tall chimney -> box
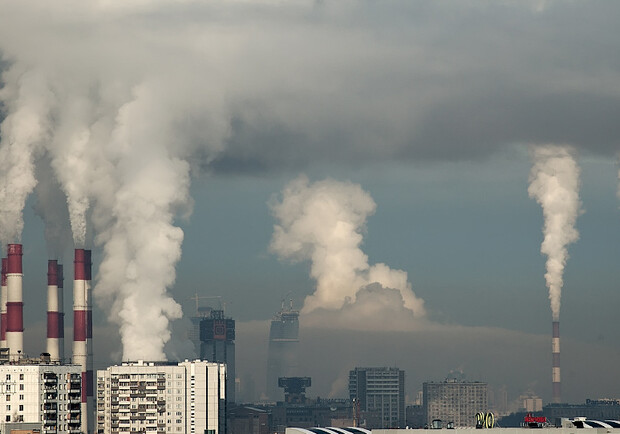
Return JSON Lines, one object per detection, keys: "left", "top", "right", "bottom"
{"left": 47, "top": 260, "right": 62, "bottom": 362}
{"left": 58, "top": 264, "right": 65, "bottom": 362}
{"left": 6, "top": 244, "right": 24, "bottom": 361}
{"left": 1, "top": 257, "right": 7, "bottom": 349}
{"left": 552, "top": 321, "right": 561, "bottom": 403}
{"left": 73, "top": 249, "right": 92, "bottom": 434}
{"left": 85, "top": 250, "right": 93, "bottom": 434}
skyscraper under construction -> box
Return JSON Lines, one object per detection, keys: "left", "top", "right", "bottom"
{"left": 266, "top": 300, "right": 299, "bottom": 401}
{"left": 200, "top": 309, "right": 236, "bottom": 403}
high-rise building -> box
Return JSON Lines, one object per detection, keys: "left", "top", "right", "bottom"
{"left": 266, "top": 301, "right": 299, "bottom": 401}
{"left": 189, "top": 306, "right": 213, "bottom": 353}
{"left": 199, "top": 309, "right": 235, "bottom": 403}
{"left": 0, "top": 358, "right": 82, "bottom": 434}
{"left": 348, "top": 367, "right": 405, "bottom": 429}
{"left": 423, "top": 378, "right": 488, "bottom": 427}
{"left": 96, "top": 360, "right": 226, "bottom": 434}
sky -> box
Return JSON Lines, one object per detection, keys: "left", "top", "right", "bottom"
{"left": 1, "top": 0, "right": 620, "bottom": 408}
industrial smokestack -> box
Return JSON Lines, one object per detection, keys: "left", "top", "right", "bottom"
{"left": 85, "top": 250, "right": 93, "bottom": 434}
{"left": 73, "top": 248, "right": 92, "bottom": 434}
{"left": 6, "top": 244, "right": 24, "bottom": 361}
{"left": 552, "top": 321, "right": 561, "bottom": 403}
{"left": 1, "top": 257, "right": 7, "bottom": 349}
{"left": 47, "top": 260, "right": 63, "bottom": 362}
{"left": 58, "top": 264, "right": 65, "bottom": 362}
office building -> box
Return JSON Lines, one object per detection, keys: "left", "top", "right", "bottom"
{"left": 423, "top": 378, "right": 488, "bottom": 427}
{"left": 96, "top": 360, "right": 226, "bottom": 434}
{"left": 266, "top": 301, "right": 299, "bottom": 401}
{"left": 199, "top": 309, "right": 235, "bottom": 402}
{"left": 349, "top": 367, "right": 405, "bottom": 429}
{"left": 0, "top": 358, "right": 82, "bottom": 434}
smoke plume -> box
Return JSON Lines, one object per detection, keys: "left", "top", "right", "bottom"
{"left": 270, "top": 175, "right": 425, "bottom": 318}
{"left": 528, "top": 145, "right": 581, "bottom": 321}
{"left": 0, "top": 1, "right": 229, "bottom": 360}
{"left": 0, "top": 68, "right": 52, "bottom": 246}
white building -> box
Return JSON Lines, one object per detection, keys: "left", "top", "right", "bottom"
{"left": 0, "top": 360, "right": 82, "bottom": 434}
{"left": 96, "top": 360, "right": 226, "bottom": 434}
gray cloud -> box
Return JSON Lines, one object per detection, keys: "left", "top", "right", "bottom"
{"left": 235, "top": 319, "right": 620, "bottom": 405}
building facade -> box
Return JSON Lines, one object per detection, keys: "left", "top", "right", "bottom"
{"left": 96, "top": 360, "right": 226, "bottom": 434}
{"left": 423, "top": 379, "right": 488, "bottom": 427}
{"left": 0, "top": 361, "right": 82, "bottom": 434}
{"left": 199, "top": 309, "right": 235, "bottom": 403}
{"left": 349, "top": 367, "right": 405, "bottom": 429}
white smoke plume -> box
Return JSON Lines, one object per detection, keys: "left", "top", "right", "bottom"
{"left": 528, "top": 145, "right": 582, "bottom": 321}
{"left": 270, "top": 175, "right": 425, "bottom": 318}
{"left": 0, "top": 1, "right": 229, "bottom": 360}
{"left": 0, "top": 68, "right": 53, "bottom": 246}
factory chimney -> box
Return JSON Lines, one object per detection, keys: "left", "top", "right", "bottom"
{"left": 6, "top": 244, "right": 24, "bottom": 361}
{"left": 47, "top": 260, "right": 64, "bottom": 362}
{"left": 58, "top": 264, "right": 65, "bottom": 362}
{"left": 552, "top": 321, "right": 561, "bottom": 403}
{"left": 73, "top": 249, "right": 93, "bottom": 433}
{"left": 1, "top": 257, "right": 7, "bottom": 349}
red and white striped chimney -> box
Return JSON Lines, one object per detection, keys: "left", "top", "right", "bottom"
{"left": 6, "top": 244, "right": 24, "bottom": 361}
{"left": 1, "top": 257, "right": 7, "bottom": 349}
{"left": 73, "top": 249, "right": 92, "bottom": 434}
{"left": 552, "top": 321, "right": 561, "bottom": 403}
{"left": 58, "top": 264, "right": 65, "bottom": 362}
{"left": 47, "top": 260, "right": 64, "bottom": 362}
{"left": 85, "top": 250, "right": 93, "bottom": 434}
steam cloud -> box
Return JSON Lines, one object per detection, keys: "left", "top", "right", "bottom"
{"left": 270, "top": 175, "right": 425, "bottom": 319}
{"left": 0, "top": 0, "right": 615, "bottom": 359}
{"left": 528, "top": 145, "right": 582, "bottom": 321}
{"left": 0, "top": 1, "right": 229, "bottom": 360}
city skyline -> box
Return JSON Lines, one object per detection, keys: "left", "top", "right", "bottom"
{"left": 1, "top": 0, "right": 620, "bottom": 409}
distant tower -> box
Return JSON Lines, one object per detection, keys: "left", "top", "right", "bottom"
{"left": 199, "top": 309, "right": 236, "bottom": 403}
{"left": 266, "top": 300, "right": 299, "bottom": 401}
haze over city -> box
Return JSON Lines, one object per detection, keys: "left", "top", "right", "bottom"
{"left": 1, "top": 0, "right": 620, "bottom": 410}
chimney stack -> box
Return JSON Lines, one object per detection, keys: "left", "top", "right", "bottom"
{"left": 552, "top": 321, "right": 561, "bottom": 403}
{"left": 47, "top": 260, "right": 64, "bottom": 362}
{"left": 58, "top": 264, "right": 65, "bottom": 362}
{"left": 6, "top": 244, "right": 24, "bottom": 361}
{"left": 1, "top": 258, "right": 7, "bottom": 349}
{"left": 73, "top": 249, "right": 93, "bottom": 434}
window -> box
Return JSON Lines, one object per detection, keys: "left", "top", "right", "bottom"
{"left": 5, "top": 395, "right": 9, "bottom": 401}
{"left": 19, "top": 395, "right": 23, "bottom": 400}
{"left": 6, "top": 405, "right": 10, "bottom": 410}
{"left": 5, "top": 415, "right": 9, "bottom": 422}
{"left": 5, "top": 375, "right": 10, "bottom": 381}
{"left": 19, "top": 384, "right": 23, "bottom": 391}
{"left": 18, "top": 405, "right": 23, "bottom": 411}
{"left": 19, "top": 374, "right": 23, "bottom": 380}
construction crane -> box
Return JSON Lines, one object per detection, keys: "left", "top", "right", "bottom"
{"left": 189, "top": 293, "right": 226, "bottom": 316}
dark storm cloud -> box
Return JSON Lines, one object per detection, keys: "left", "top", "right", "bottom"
{"left": 206, "top": 0, "right": 620, "bottom": 173}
